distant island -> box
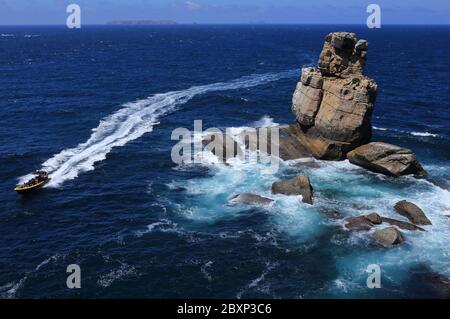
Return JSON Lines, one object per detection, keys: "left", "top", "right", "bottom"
{"left": 107, "top": 20, "right": 177, "bottom": 26}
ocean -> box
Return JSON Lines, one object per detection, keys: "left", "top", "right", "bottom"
{"left": 0, "top": 25, "right": 449, "bottom": 298}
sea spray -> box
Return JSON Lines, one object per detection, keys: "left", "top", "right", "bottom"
{"left": 19, "top": 69, "right": 298, "bottom": 187}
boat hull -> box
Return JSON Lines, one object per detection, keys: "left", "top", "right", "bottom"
{"left": 15, "top": 178, "right": 50, "bottom": 193}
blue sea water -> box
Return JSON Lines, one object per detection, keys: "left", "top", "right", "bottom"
{"left": 0, "top": 25, "right": 449, "bottom": 298}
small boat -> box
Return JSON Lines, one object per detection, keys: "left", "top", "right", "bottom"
{"left": 14, "top": 171, "right": 50, "bottom": 194}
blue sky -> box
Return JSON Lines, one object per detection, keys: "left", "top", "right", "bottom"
{"left": 0, "top": 0, "right": 449, "bottom": 25}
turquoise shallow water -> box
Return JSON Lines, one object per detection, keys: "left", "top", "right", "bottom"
{"left": 0, "top": 25, "right": 449, "bottom": 298}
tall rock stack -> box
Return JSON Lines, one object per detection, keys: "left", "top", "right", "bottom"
{"left": 291, "top": 32, "right": 378, "bottom": 160}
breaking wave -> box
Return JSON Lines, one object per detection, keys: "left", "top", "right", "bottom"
{"left": 19, "top": 69, "right": 298, "bottom": 187}
{"left": 373, "top": 126, "right": 440, "bottom": 138}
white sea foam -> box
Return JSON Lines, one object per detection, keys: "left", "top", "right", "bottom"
{"left": 135, "top": 219, "right": 177, "bottom": 237}
{"left": 410, "top": 131, "right": 438, "bottom": 137}
{"left": 0, "top": 254, "right": 62, "bottom": 298}
{"left": 236, "top": 261, "right": 278, "bottom": 298}
{"left": 373, "top": 126, "right": 439, "bottom": 137}
{"left": 19, "top": 69, "right": 298, "bottom": 187}
{"left": 178, "top": 138, "right": 450, "bottom": 292}
{"left": 252, "top": 115, "right": 279, "bottom": 128}
{"left": 97, "top": 262, "right": 137, "bottom": 288}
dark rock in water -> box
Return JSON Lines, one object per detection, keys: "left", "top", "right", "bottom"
{"left": 229, "top": 193, "right": 274, "bottom": 206}
{"left": 373, "top": 227, "right": 405, "bottom": 246}
{"left": 202, "top": 133, "right": 242, "bottom": 163}
{"left": 291, "top": 32, "right": 377, "bottom": 160}
{"left": 381, "top": 217, "right": 425, "bottom": 231}
{"left": 365, "top": 212, "right": 382, "bottom": 224}
{"left": 409, "top": 265, "right": 450, "bottom": 298}
{"left": 271, "top": 173, "right": 314, "bottom": 204}
{"left": 394, "top": 200, "right": 431, "bottom": 225}
{"left": 347, "top": 142, "right": 427, "bottom": 177}
{"left": 419, "top": 272, "right": 450, "bottom": 298}
{"left": 344, "top": 216, "right": 373, "bottom": 231}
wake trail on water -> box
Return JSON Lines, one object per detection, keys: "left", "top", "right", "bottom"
{"left": 21, "top": 69, "right": 298, "bottom": 187}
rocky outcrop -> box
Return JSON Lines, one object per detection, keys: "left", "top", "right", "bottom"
{"left": 373, "top": 227, "right": 405, "bottom": 246}
{"left": 394, "top": 200, "right": 432, "bottom": 225}
{"left": 344, "top": 212, "right": 425, "bottom": 232}
{"left": 202, "top": 133, "right": 242, "bottom": 163}
{"left": 318, "top": 32, "right": 368, "bottom": 78}
{"left": 291, "top": 32, "right": 377, "bottom": 160}
{"left": 344, "top": 216, "right": 373, "bottom": 231}
{"left": 229, "top": 193, "right": 274, "bottom": 206}
{"left": 271, "top": 173, "right": 313, "bottom": 204}
{"left": 381, "top": 217, "right": 425, "bottom": 231}
{"left": 365, "top": 212, "right": 382, "bottom": 224}
{"left": 347, "top": 142, "right": 427, "bottom": 177}
{"left": 239, "top": 125, "right": 312, "bottom": 161}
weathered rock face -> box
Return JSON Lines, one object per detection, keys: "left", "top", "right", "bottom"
{"left": 271, "top": 173, "right": 313, "bottom": 204}
{"left": 373, "top": 227, "right": 405, "bottom": 247}
{"left": 344, "top": 216, "right": 373, "bottom": 231}
{"left": 381, "top": 217, "right": 425, "bottom": 231}
{"left": 394, "top": 200, "right": 432, "bottom": 225}
{"left": 239, "top": 125, "right": 312, "bottom": 161}
{"left": 347, "top": 142, "right": 427, "bottom": 177}
{"left": 318, "top": 32, "right": 368, "bottom": 78}
{"left": 229, "top": 193, "right": 274, "bottom": 206}
{"left": 292, "top": 68, "right": 323, "bottom": 127}
{"left": 291, "top": 32, "right": 377, "bottom": 160}
{"left": 365, "top": 212, "right": 382, "bottom": 225}
{"left": 313, "top": 76, "right": 376, "bottom": 144}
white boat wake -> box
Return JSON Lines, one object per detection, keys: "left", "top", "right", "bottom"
{"left": 19, "top": 69, "right": 298, "bottom": 187}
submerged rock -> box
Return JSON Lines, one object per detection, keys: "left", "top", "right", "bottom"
{"left": 365, "top": 212, "right": 382, "bottom": 224}
{"left": 419, "top": 272, "right": 450, "bottom": 298}
{"left": 271, "top": 173, "right": 314, "bottom": 204}
{"left": 344, "top": 216, "right": 373, "bottom": 231}
{"left": 381, "top": 217, "right": 425, "bottom": 231}
{"left": 373, "top": 227, "right": 405, "bottom": 247}
{"left": 229, "top": 193, "right": 274, "bottom": 206}
{"left": 347, "top": 142, "right": 427, "bottom": 177}
{"left": 394, "top": 200, "right": 432, "bottom": 225}
{"left": 321, "top": 210, "right": 341, "bottom": 218}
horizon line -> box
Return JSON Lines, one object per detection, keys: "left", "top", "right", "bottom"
{"left": 1, "top": 23, "right": 450, "bottom": 27}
